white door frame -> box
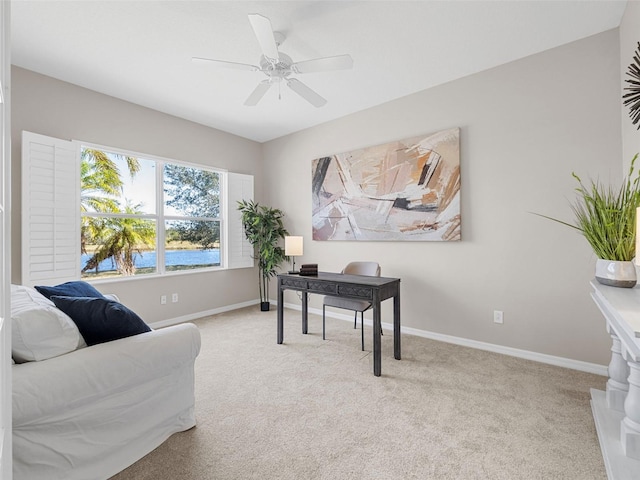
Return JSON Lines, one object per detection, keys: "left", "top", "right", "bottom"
{"left": 1, "top": 1, "right": 12, "bottom": 478}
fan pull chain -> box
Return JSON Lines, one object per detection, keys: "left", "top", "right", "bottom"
{"left": 278, "top": 81, "right": 281, "bottom": 101}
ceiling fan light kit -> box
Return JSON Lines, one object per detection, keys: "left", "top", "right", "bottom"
{"left": 193, "top": 13, "right": 353, "bottom": 107}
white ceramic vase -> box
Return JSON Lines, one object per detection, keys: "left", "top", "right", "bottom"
{"left": 595, "top": 259, "right": 637, "bottom": 288}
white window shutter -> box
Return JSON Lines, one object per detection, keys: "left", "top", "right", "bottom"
{"left": 22, "top": 131, "right": 80, "bottom": 287}
{"left": 226, "top": 172, "right": 254, "bottom": 269}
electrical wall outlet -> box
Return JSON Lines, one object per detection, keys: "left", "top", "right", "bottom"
{"left": 160, "top": 295, "right": 167, "bottom": 305}
{"left": 172, "top": 293, "right": 179, "bottom": 303}
{"left": 493, "top": 310, "right": 504, "bottom": 324}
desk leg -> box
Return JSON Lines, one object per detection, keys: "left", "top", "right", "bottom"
{"left": 373, "top": 297, "right": 381, "bottom": 377}
{"left": 302, "top": 292, "right": 308, "bottom": 334}
{"left": 394, "top": 290, "right": 401, "bottom": 360}
{"left": 277, "top": 279, "right": 284, "bottom": 344}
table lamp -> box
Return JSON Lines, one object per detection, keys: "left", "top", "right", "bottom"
{"left": 285, "top": 236, "right": 303, "bottom": 274}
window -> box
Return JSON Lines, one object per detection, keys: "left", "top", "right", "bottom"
{"left": 22, "top": 131, "right": 253, "bottom": 287}
{"left": 80, "top": 146, "right": 222, "bottom": 279}
{"left": 163, "top": 163, "right": 221, "bottom": 273}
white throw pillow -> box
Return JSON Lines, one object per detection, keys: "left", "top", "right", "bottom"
{"left": 11, "top": 306, "right": 81, "bottom": 363}
{"left": 11, "top": 284, "right": 55, "bottom": 311}
{"left": 103, "top": 293, "right": 120, "bottom": 303}
{"left": 11, "top": 284, "right": 83, "bottom": 361}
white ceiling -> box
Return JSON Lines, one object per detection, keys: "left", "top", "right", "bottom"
{"left": 11, "top": 0, "right": 628, "bottom": 143}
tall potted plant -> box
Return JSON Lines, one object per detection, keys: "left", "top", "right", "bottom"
{"left": 538, "top": 154, "right": 640, "bottom": 287}
{"left": 237, "top": 200, "right": 289, "bottom": 310}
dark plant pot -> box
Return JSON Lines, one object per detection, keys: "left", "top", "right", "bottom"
{"left": 260, "top": 301, "right": 270, "bottom": 312}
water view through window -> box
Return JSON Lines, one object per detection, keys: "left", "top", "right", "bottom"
{"left": 81, "top": 248, "right": 221, "bottom": 277}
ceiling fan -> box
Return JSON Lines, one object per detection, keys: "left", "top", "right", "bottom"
{"left": 192, "top": 14, "right": 353, "bottom": 107}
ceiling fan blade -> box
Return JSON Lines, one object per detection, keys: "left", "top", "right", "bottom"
{"left": 248, "top": 14, "right": 279, "bottom": 61}
{"left": 192, "top": 57, "right": 258, "bottom": 72}
{"left": 291, "top": 54, "right": 354, "bottom": 74}
{"left": 244, "top": 81, "right": 272, "bottom": 106}
{"left": 286, "top": 78, "right": 327, "bottom": 107}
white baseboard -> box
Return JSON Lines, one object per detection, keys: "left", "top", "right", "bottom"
{"left": 282, "top": 301, "right": 608, "bottom": 377}
{"left": 148, "top": 299, "right": 260, "bottom": 329}
{"left": 150, "top": 298, "right": 607, "bottom": 376}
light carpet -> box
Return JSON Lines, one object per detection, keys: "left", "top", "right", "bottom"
{"left": 111, "top": 306, "right": 607, "bottom": 480}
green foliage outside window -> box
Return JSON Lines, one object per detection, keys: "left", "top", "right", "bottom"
{"left": 81, "top": 148, "right": 154, "bottom": 276}
{"left": 164, "top": 164, "right": 220, "bottom": 249}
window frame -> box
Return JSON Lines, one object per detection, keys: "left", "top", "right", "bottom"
{"left": 79, "top": 141, "right": 226, "bottom": 282}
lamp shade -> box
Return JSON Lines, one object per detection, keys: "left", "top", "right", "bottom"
{"left": 285, "top": 236, "right": 303, "bottom": 256}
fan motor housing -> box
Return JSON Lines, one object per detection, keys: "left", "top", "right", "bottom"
{"left": 260, "top": 53, "right": 293, "bottom": 80}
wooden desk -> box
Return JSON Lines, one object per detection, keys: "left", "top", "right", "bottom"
{"left": 277, "top": 272, "right": 401, "bottom": 376}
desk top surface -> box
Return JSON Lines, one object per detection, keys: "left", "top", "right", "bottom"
{"left": 278, "top": 271, "right": 400, "bottom": 287}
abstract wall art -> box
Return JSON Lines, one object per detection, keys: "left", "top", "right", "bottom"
{"left": 311, "top": 128, "right": 460, "bottom": 241}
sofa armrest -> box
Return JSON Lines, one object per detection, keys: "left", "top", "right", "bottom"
{"left": 12, "top": 323, "right": 201, "bottom": 424}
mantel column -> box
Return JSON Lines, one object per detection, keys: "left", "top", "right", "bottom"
{"left": 607, "top": 325, "right": 630, "bottom": 412}
{"left": 621, "top": 354, "right": 640, "bottom": 459}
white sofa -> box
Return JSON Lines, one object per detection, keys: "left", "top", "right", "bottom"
{"left": 10, "top": 285, "right": 202, "bottom": 480}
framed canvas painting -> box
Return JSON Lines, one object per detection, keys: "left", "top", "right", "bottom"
{"left": 311, "top": 128, "right": 460, "bottom": 241}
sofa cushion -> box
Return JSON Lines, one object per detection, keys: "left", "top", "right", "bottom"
{"left": 35, "top": 281, "right": 105, "bottom": 301}
{"left": 11, "top": 284, "right": 82, "bottom": 362}
{"left": 51, "top": 296, "right": 151, "bottom": 346}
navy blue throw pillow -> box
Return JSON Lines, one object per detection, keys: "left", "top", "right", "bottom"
{"left": 35, "top": 281, "right": 105, "bottom": 301}
{"left": 50, "top": 296, "right": 151, "bottom": 346}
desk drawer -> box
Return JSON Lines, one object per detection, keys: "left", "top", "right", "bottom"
{"left": 338, "top": 284, "right": 372, "bottom": 299}
{"left": 281, "top": 277, "right": 307, "bottom": 289}
{"left": 307, "top": 281, "right": 337, "bottom": 294}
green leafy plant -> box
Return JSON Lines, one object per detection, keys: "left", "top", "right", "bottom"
{"left": 237, "top": 200, "right": 289, "bottom": 309}
{"left": 537, "top": 154, "right": 640, "bottom": 261}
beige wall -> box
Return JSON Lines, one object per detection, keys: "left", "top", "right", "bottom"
{"left": 11, "top": 28, "right": 626, "bottom": 366}
{"left": 621, "top": 0, "right": 640, "bottom": 172}
{"left": 262, "top": 30, "right": 622, "bottom": 366}
{"left": 11, "top": 66, "right": 263, "bottom": 322}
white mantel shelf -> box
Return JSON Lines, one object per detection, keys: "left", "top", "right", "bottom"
{"left": 590, "top": 281, "right": 640, "bottom": 479}
{"left": 593, "top": 281, "right": 640, "bottom": 341}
